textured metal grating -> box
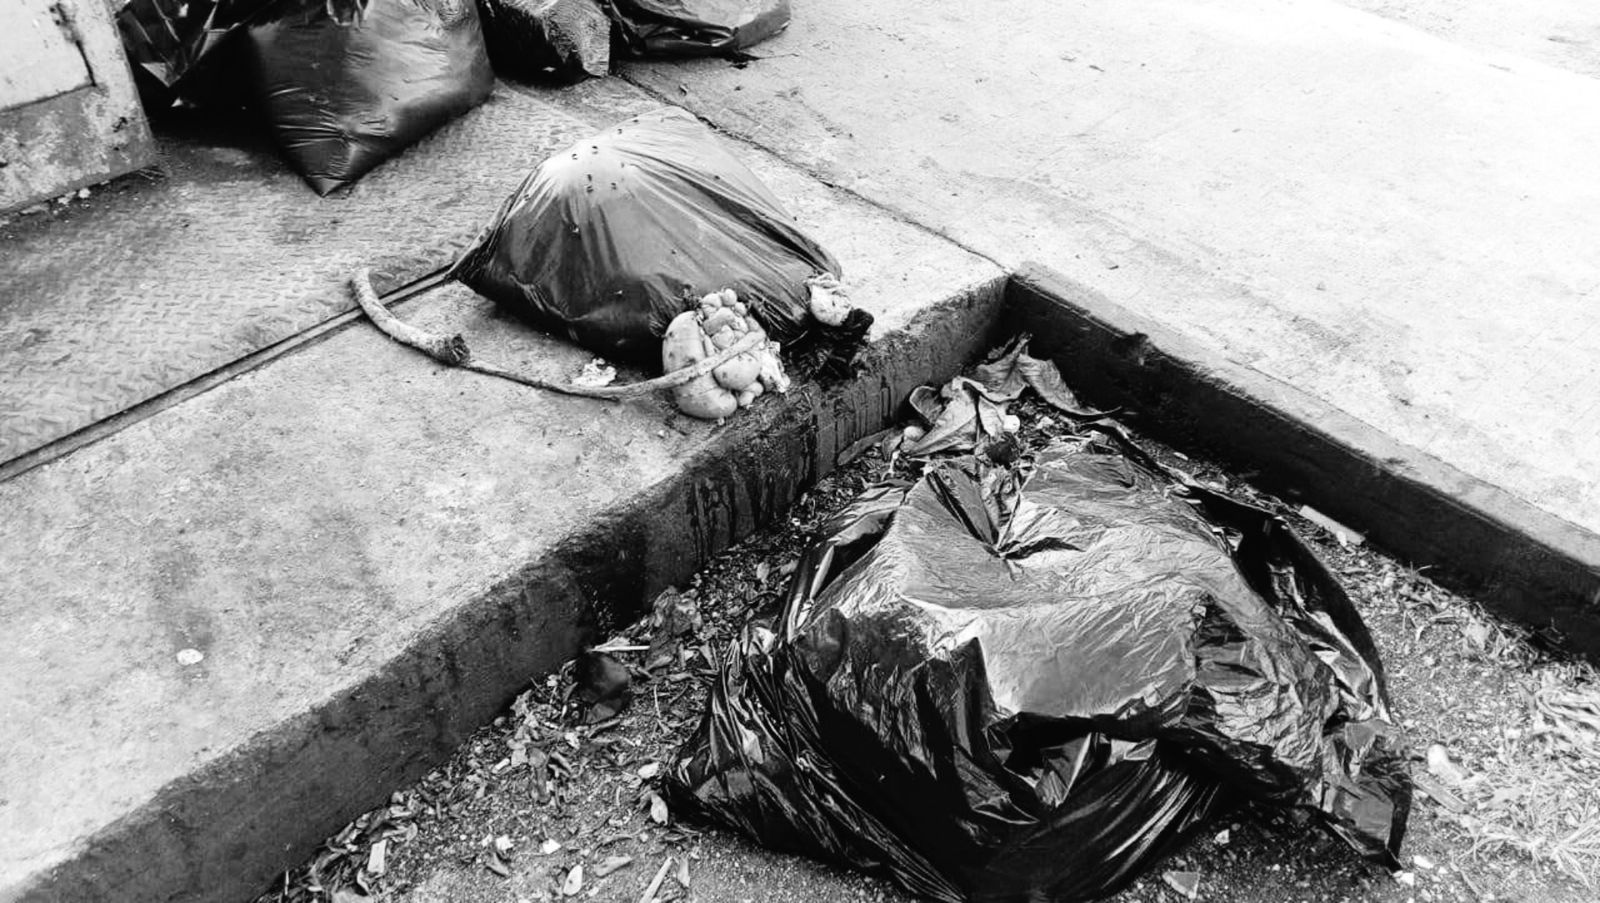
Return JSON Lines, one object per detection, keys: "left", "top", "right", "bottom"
{"left": 0, "top": 86, "right": 598, "bottom": 464}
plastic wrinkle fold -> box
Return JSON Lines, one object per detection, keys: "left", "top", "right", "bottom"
{"left": 671, "top": 436, "right": 1411, "bottom": 902}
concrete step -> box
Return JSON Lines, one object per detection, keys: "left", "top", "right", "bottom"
{"left": 0, "top": 85, "right": 1005, "bottom": 903}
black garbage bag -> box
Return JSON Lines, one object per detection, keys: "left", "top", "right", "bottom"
{"left": 602, "top": 0, "right": 789, "bottom": 57}
{"left": 670, "top": 435, "right": 1410, "bottom": 902}
{"left": 115, "top": 0, "right": 274, "bottom": 109}
{"left": 243, "top": 0, "right": 495, "bottom": 194}
{"left": 455, "top": 106, "right": 861, "bottom": 363}
{"left": 478, "top": 0, "right": 612, "bottom": 80}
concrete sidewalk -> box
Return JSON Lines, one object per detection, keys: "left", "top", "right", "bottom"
{"left": 611, "top": 0, "right": 1600, "bottom": 539}
{"left": 4, "top": 1, "right": 1599, "bottom": 901}
{"left": 0, "top": 87, "right": 1002, "bottom": 902}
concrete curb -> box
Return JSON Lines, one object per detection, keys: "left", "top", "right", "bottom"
{"left": 1006, "top": 263, "right": 1600, "bottom": 656}
{"left": 10, "top": 278, "right": 1006, "bottom": 903}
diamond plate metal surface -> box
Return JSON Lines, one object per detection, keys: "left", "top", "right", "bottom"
{"left": 0, "top": 86, "right": 600, "bottom": 464}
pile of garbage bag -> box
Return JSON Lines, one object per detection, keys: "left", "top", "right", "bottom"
{"left": 669, "top": 426, "right": 1411, "bottom": 901}
{"left": 114, "top": 0, "right": 791, "bottom": 192}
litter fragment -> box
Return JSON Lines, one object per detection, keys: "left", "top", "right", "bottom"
{"left": 1299, "top": 505, "right": 1366, "bottom": 547}
{"left": 1162, "top": 870, "right": 1200, "bottom": 900}
{"left": 572, "top": 359, "right": 618, "bottom": 388}
{"left": 672, "top": 436, "right": 1410, "bottom": 902}
{"left": 540, "top": 838, "right": 564, "bottom": 855}
{"left": 366, "top": 838, "right": 388, "bottom": 876}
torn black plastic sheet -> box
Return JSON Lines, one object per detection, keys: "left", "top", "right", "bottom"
{"left": 671, "top": 435, "right": 1410, "bottom": 902}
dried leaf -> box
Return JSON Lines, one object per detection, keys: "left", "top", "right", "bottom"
{"left": 902, "top": 379, "right": 1010, "bottom": 457}
{"left": 638, "top": 761, "right": 661, "bottom": 780}
{"left": 562, "top": 864, "right": 584, "bottom": 896}
{"left": 1427, "top": 743, "right": 1471, "bottom": 786}
{"left": 972, "top": 332, "right": 1108, "bottom": 417}
{"left": 1412, "top": 772, "right": 1468, "bottom": 813}
{"left": 675, "top": 856, "right": 691, "bottom": 888}
{"left": 648, "top": 791, "right": 670, "bottom": 825}
{"left": 1015, "top": 353, "right": 1107, "bottom": 418}
{"left": 594, "top": 855, "right": 634, "bottom": 878}
{"left": 485, "top": 852, "right": 511, "bottom": 878}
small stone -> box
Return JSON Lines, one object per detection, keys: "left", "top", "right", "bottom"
{"left": 540, "top": 839, "right": 563, "bottom": 855}
{"left": 176, "top": 648, "right": 205, "bottom": 666}
{"left": 1394, "top": 870, "right": 1417, "bottom": 886}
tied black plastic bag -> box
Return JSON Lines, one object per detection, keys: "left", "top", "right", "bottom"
{"left": 456, "top": 106, "right": 854, "bottom": 363}
{"left": 602, "top": 0, "right": 790, "bottom": 57}
{"left": 244, "top": 0, "right": 494, "bottom": 195}
{"left": 671, "top": 436, "right": 1410, "bottom": 902}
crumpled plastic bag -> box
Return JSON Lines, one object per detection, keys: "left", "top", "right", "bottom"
{"left": 670, "top": 435, "right": 1411, "bottom": 902}
{"left": 244, "top": 0, "right": 494, "bottom": 194}
{"left": 603, "top": 0, "right": 790, "bottom": 58}
{"left": 115, "top": 0, "right": 274, "bottom": 109}
{"left": 455, "top": 106, "right": 869, "bottom": 364}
